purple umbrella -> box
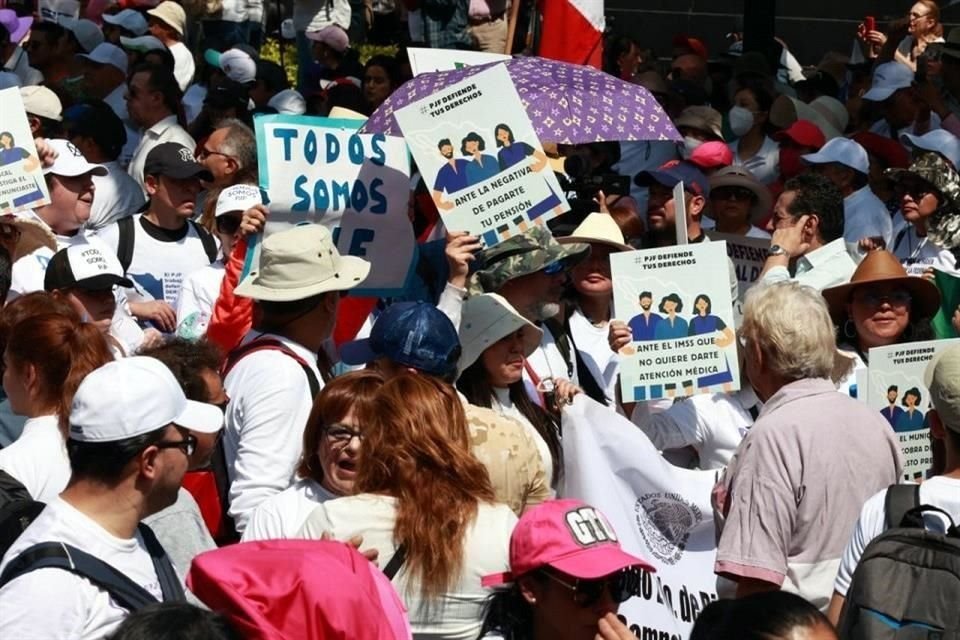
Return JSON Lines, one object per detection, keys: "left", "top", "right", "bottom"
{"left": 361, "top": 56, "right": 680, "bottom": 144}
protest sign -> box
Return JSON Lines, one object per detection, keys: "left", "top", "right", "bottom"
{"left": 866, "top": 338, "right": 960, "bottom": 481}
{"left": 407, "top": 47, "right": 510, "bottom": 76}
{"left": 0, "top": 88, "right": 51, "bottom": 215}
{"left": 706, "top": 232, "right": 771, "bottom": 320}
{"left": 393, "top": 64, "right": 569, "bottom": 248}
{"left": 252, "top": 114, "right": 416, "bottom": 296}
{"left": 562, "top": 396, "right": 719, "bottom": 640}
{"left": 931, "top": 269, "right": 960, "bottom": 339}
{"left": 41, "top": 0, "right": 80, "bottom": 22}
{"left": 674, "top": 182, "right": 688, "bottom": 246}
{"left": 612, "top": 242, "right": 740, "bottom": 402}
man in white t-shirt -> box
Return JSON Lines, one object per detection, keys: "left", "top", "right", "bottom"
{"left": 146, "top": 2, "right": 194, "bottom": 91}
{"left": 827, "top": 343, "right": 960, "bottom": 624}
{"left": 223, "top": 224, "right": 370, "bottom": 533}
{"left": 0, "top": 356, "right": 223, "bottom": 639}
{"left": 99, "top": 142, "right": 218, "bottom": 332}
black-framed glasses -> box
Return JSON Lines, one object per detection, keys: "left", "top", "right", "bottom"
{"left": 325, "top": 424, "right": 363, "bottom": 446}
{"left": 155, "top": 433, "right": 198, "bottom": 456}
{"left": 195, "top": 146, "right": 234, "bottom": 162}
{"left": 541, "top": 568, "right": 641, "bottom": 608}
{"left": 215, "top": 214, "right": 242, "bottom": 236}
{"left": 711, "top": 186, "right": 755, "bottom": 202}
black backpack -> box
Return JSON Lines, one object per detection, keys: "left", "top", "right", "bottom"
{"left": 116, "top": 215, "right": 218, "bottom": 274}
{"left": 0, "top": 470, "right": 45, "bottom": 558}
{"left": 837, "top": 484, "right": 960, "bottom": 639}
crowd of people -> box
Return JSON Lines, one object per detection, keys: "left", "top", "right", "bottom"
{"left": 0, "top": 0, "right": 959, "bottom": 639}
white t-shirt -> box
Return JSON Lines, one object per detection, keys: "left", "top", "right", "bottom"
{"left": 0, "top": 414, "right": 69, "bottom": 502}
{"left": 98, "top": 214, "right": 215, "bottom": 309}
{"left": 0, "top": 498, "right": 165, "bottom": 640}
{"left": 241, "top": 478, "right": 336, "bottom": 542}
{"left": 567, "top": 308, "right": 619, "bottom": 404}
{"left": 834, "top": 476, "right": 960, "bottom": 596}
{"left": 175, "top": 261, "right": 226, "bottom": 339}
{"left": 168, "top": 42, "right": 195, "bottom": 92}
{"left": 491, "top": 386, "right": 553, "bottom": 489}
{"left": 88, "top": 161, "right": 145, "bottom": 231}
{"left": 298, "top": 494, "right": 516, "bottom": 640}
{"left": 728, "top": 136, "right": 780, "bottom": 185}
{"left": 892, "top": 225, "right": 960, "bottom": 277}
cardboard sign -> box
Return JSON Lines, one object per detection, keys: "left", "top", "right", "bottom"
{"left": 706, "top": 231, "right": 771, "bottom": 321}
{"left": 393, "top": 64, "right": 569, "bottom": 248}
{"left": 252, "top": 114, "right": 416, "bottom": 296}
{"left": 612, "top": 242, "right": 740, "bottom": 402}
{"left": 407, "top": 47, "right": 511, "bottom": 76}
{"left": 0, "top": 88, "right": 51, "bottom": 215}
{"left": 562, "top": 396, "right": 719, "bottom": 639}
{"left": 866, "top": 338, "right": 960, "bottom": 482}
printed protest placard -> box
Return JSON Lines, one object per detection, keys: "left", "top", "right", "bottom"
{"left": 0, "top": 88, "right": 51, "bottom": 215}
{"left": 612, "top": 242, "right": 740, "bottom": 402}
{"left": 866, "top": 338, "right": 960, "bottom": 481}
{"left": 706, "top": 231, "right": 771, "bottom": 320}
{"left": 674, "top": 182, "right": 688, "bottom": 246}
{"left": 253, "top": 114, "right": 415, "bottom": 296}
{"left": 407, "top": 47, "right": 510, "bottom": 76}
{"left": 394, "top": 64, "right": 569, "bottom": 248}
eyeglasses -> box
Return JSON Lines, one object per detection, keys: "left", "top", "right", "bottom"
{"left": 325, "top": 424, "right": 363, "bottom": 446}
{"left": 541, "top": 568, "right": 642, "bottom": 608}
{"left": 909, "top": 11, "right": 931, "bottom": 19}
{"left": 711, "top": 186, "right": 755, "bottom": 202}
{"left": 542, "top": 261, "right": 565, "bottom": 275}
{"left": 195, "top": 147, "right": 234, "bottom": 162}
{"left": 853, "top": 288, "right": 913, "bottom": 307}
{"left": 155, "top": 433, "right": 198, "bottom": 456}
{"left": 215, "top": 215, "right": 242, "bottom": 236}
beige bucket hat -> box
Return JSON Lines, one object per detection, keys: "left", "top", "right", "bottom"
{"left": 558, "top": 212, "right": 631, "bottom": 252}
{"left": 458, "top": 293, "right": 543, "bottom": 374}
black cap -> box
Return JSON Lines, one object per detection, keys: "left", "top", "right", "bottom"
{"left": 143, "top": 142, "right": 213, "bottom": 181}
{"left": 44, "top": 244, "right": 133, "bottom": 292}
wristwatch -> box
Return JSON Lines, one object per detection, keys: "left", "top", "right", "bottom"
{"left": 768, "top": 244, "right": 790, "bottom": 258}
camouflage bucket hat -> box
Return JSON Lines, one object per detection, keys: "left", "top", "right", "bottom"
{"left": 886, "top": 151, "right": 960, "bottom": 250}
{"left": 468, "top": 226, "right": 591, "bottom": 295}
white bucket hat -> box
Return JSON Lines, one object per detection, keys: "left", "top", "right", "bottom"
{"left": 235, "top": 224, "right": 370, "bottom": 302}
{"left": 557, "top": 212, "right": 631, "bottom": 251}
{"left": 458, "top": 293, "right": 543, "bottom": 374}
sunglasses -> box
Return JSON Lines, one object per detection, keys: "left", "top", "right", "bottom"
{"left": 215, "top": 215, "right": 242, "bottom": 236}
{"left": 853, "top": 289, "right": 912, "bottom": 307}
{"left": 155, "top": 433, "right": 198, "bottom": 456}
{"left": 542, "top": 261, "right": 565, "bottom": 275}
{"left": 711, "top": 186, "right": 755, "bottom": 202}
{"left": 541, "top": 568, "right": 642, "bottom": 608}
{"left": 895, "top": 182, "right": 935, "bottom": 201}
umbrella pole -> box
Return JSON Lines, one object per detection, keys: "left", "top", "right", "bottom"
{"left": 505, "top": 0, "right": 523, "bottom": 55}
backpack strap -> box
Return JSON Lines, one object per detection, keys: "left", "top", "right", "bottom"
{"left": 116, "top": 215, "right": 135, "bottom": 274}
{"left": 189, "top": 219, "right": 219, "bottom": 264}
{"left": 883, "top": 483, "right": 922, "bottom": 530}
{"left": 543, "top": 317, "right": 575, "bottom": 381}
{"left": 0, "top": 469, "right": 31, "bottom": 504}
{"left": 560, "top": 312, "right": 608, "bottom": 406}
{"left": 222, "top": 338, "right": 321, "bottom": 399}
{"left": 383, "top": 544, "right": 407, "bottom": 581}
{"left": 0, "top": 542, "right": 159, "bottom": 611}
{"left": 137, "top": 523, "right": 185, "bottom": 603}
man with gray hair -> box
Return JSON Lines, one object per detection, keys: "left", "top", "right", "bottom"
{"left": 196, "top": 118, "right": 257, "bottom": 190}
{"left": 713, "top": 281, "right": 902, "bottom": 609}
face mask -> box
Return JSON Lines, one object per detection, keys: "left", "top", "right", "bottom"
{"left": 680, "top": 136, "right": 703, "bottom": 159}
{"left": 779, "top": 147, "right": 805, "bottom": 179}
{"left": 728, "top": 105, "right": 755, "bottom": 137}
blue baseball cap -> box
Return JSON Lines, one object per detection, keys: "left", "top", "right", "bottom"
{"left": 339, "top": 302, "right": 462, "bottom": 378}
{"left": 634, "top": 160, "right": 711, "bottom": 198}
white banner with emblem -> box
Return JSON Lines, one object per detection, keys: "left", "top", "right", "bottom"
{"left": 560, "top": 396, "right": 720, "bottom": 639}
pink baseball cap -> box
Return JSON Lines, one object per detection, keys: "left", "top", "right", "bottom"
{"left": 688, "top": 141, "right": 734, "bottom": 171}
{"left": 482, "top": 499, "right": 654, "bottom": 587}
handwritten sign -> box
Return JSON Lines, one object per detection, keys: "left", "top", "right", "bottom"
{"left": 394, "top": 64, "right": 569, "bottom": 248}
{"left": 0, "top": 88, "right": 51, "bottom": 215}
{"left": 612, "top": 242, "right": 740, "bottom": 402}
{"left": 866, "top": 338, "right": 960, "bottom": 481}
{"left": 253, "top": 114, "right": 415, "bottom": 296}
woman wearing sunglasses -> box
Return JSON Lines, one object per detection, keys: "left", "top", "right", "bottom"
{"left": 479, "top": 499, "right": 653, "bottom": 640}
{"left": 176, "top": 184, "right": 260, "bottom": 339}
{"left": 706, "top": 166, "right": 772, "bottom": 239}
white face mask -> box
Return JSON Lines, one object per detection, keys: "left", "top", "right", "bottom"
{"left": 680, "top": 136, "right": 703, "bottom": 159}
{"left": 728, "top": 105, "right": 755, "bottom": 137}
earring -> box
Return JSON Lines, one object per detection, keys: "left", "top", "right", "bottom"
{"left": 842, "top": 319, "right": 857, "bottom": 340}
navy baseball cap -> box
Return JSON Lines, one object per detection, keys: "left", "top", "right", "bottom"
{"left": 339, "top": 302, "right": 462, "bottom": 378}
{"left": 634, "top": 160, "right": 711, "bottom": 198}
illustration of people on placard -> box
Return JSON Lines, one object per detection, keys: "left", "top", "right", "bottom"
{"left": 654, "top": 292, "right": 693, "bottom": 397}
{"left": 881, "top": 385, "right": 905, "bottom": 428}
{"left": 461, "top": 132, "right": 499, "bottom": 187}
{"left": 0, "top": 130, "right": 45, "bottom": 209}
{"left": 688, "top": 293, "right": 735, "bottom": 391}
{"left": 431, "top": 137, "right": 468, "bottom": 212}
{"left": 894, "top": 387, "right": 925, "bottom": 433}
{"left": 627, "top": 290, "right": 661, "bottom": 341}
{"left": 494, "top": 123, "right": 563, "bottom": 221}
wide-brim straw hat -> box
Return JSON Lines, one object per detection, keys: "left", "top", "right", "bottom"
{"left": 707, "top": 166, "right": 773, "bottom": 224}
{"left": 557, "top": 212, "right": 631, "bottom": 252}
{"left": 458, "top": 293, "right": 542, "bottom": 374}
{"left": 3, "top": 215, "right": 57, "bottom": 262}
{"left": 822, "top": 250, "right": 941, "bottom": 323}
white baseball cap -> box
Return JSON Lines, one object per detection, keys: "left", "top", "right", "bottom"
{"left": 215, "top": 184, "right": 262, "bottom": 217}
{"left": 70, "top": 356, "right": 224, "bottom": 442}
{"left": 267, "top": 89, "right": 306, "bottom": 115}
{"left": 42, "top": 139, "right": 108, "bottom": 177}
{"left": 59, "top": 17, "right": 105, "bottom": 54}
{"left": 120, "top": 34, "right": 165, "bottom": 53}
{"left": 205, "top": 46, "right": 258, "bottom": 84}
{"left": 77, "top": 42, "right": 128, "bottom": 74}
{"left": 801, "top": 137, "right": 870, "bottom": 174}
{"left": 102, "top": 9, "right": 149, "bottom": 36}
{"left": 863, "top": 61, "right": 914, "bottom": 102}
{"left": 20, "top": 85, "right": 63, "bottom": 121}
{"left": 901, "top": 129, "right": 960, "bottom": 171}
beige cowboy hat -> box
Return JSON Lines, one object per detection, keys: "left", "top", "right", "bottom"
{"left": 707, "top": 166, "right": 773, "bottom": 224}
{"left": 458, "top": 293, "right": 543, "bottom": 374}
{"left": 235, "top": 224, "right": 371, "bottom": 302}
{"left": 821, "top": 249, "right": 941, "bottom": 323}
{"left": 557, "top": 212, "right": 631, "bottom": 252}
{"left": 2, "top": 215, "right": 57, "bottom": 262}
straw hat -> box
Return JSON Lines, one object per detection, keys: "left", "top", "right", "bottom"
{"left": 707, "top": 166, "right": 772, "bottom": 224}
{"left": 821, "top": 250, "right": 941, "bottom": 323}
{"left": 557, "top": 212, "right": 631, "bottom": 252}
{"left": 2, "top": 215, "right": 57, "bottom": 262}
{"left": 458, "top": 293, "right": 543, "bottom": 374}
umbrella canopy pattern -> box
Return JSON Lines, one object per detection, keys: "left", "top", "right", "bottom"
{"left": 362, "top": 56, "right": 680, "bottom": 144}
